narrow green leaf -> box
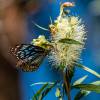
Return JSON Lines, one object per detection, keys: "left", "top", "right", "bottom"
{"left": 59, "top": 38, "right": 83, "bottom": 45}
{"left": 76, "top": 63, "right": 100, "bottom": 78}
{"left": 32, "top": 83, "right": 48, "bottom": 100}
{"left": 31, "top": 82, "right": 54, "bottom": 86}
{"left": 55, "top": 88, "right": 63, "bottom": 100}
{"left": 74, "top": 81, "right": 100, "bottom": 99}
{"left": 49, "top": 16, "right": 53, "bottom": 24}
{"left": 74, "top": 90, "right": 89, "bottom": 100}
{"left": 55, "top": 88, "right": 61, "bottom": 97}
{"left": 73, "top": 84, "right": 100, "bottom": 93}
{"left": 39, "top": 82, "right": 58, "bottom": 100}
{"left": 73, "top": 75, "right": 88, "bottom": 85}
{"left": 33, "top": 22, "right": 49, "bottom": 31}
{"left": 91, "top": 81, "right": 100, "bottom": 85}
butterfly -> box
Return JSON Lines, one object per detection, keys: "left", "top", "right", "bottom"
{"left": 10, "top": 44, "right": 49, "bottom": 72}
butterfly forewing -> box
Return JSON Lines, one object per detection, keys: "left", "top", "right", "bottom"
{"left": 10, "top": 44, "right": 49, "bottom": 71}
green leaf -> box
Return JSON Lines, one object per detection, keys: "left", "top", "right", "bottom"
{"left": 74, "top": 81, "right": 100, "bottom": 100}
{"left": 59, "top": 38, "right": 83, "bottom": 45}
{"left": 39, "top": 81, "right": 58, "bottom": 100}
{"left": 32, "top": 83, "right": 48, "bottom": 100}
{"left": 73, "top": 84, "right": 100, "bottom": 93}
{"left": 74, "top": 90, "right": 89, "bottom": 100}
{"left": 76, "top": 63, "right": 100, "bottom": 78}
{"left": 49, "top": 16, "right": 53, "bottom": 24}
{"left": 33, "top": 22, "right": 49, "bottom": 31}
{"left": 91, "top": 81, "right": 100, "bottom": 85}
{"left": 55, "top": 88, "right": 61, "bottom": 97}
{"left": 31, "top": 82, "right": 54, "bottom": 86}
{"left": 73, "top": 75, "right": 88, "bottom": 85}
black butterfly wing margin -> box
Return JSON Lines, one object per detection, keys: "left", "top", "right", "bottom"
{"left": 10, "top": 44, "right": 49, "bottom": 71}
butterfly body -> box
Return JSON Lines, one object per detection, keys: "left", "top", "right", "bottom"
{"left": 10, "top": 44, "right": 49, "bottom": 71}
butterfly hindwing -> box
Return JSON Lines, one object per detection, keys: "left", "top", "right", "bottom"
{"left": 10, "top": 44, "right": 48, "bottom": 71}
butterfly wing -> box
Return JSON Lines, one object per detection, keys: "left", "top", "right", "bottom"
{"left": 10, "top": 44, "right": 49, "bottom": 71}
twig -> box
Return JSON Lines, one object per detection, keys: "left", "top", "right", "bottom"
{"left": 63, "top": 69, "right": 71, "bottom": 100}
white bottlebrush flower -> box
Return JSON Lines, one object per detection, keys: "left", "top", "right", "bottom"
{"left": 48, "top": 3, "right": 86, "bottom": 70}
{"left": 31, "top": 2, "right": 86, "bottom": 71}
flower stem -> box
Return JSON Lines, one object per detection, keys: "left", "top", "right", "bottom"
{"left": 63, "top": 69, "right": 71, "bottom": 100}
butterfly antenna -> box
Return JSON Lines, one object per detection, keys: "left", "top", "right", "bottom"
{"left": 33, "top": 21, "right": 49, "bottom": 31}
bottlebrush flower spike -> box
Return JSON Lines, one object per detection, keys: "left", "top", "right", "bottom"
{"left": 48, "top": 2, "right": 86, "bottom": 70}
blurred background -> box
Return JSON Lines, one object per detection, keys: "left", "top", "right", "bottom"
{"left": 0, "top": 0, "right": 100, "bottom": 100}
